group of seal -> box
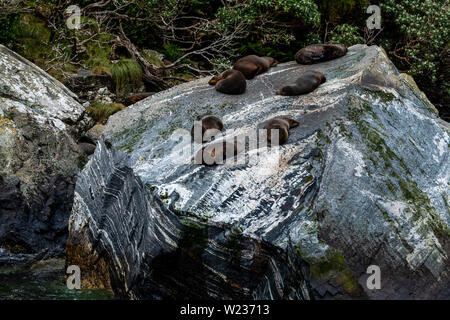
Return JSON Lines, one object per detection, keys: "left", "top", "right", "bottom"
{"left": 191, "top": 115, "right": 243, "bottom": 166}
{"left": 195, "top": 43, "right": 347, "bottom": 165}
{"left": 209, "top": 55, "right": 279, "bottom": 94}
{"left": 233, "top": 55, "right": 279, "bottom": 79}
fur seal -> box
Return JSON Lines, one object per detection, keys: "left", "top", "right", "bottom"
{"left": 295, "top": 44, "right": 347, "bottom": 64}
{"left": 209, "top": 69, "right": 246, "bottom": 95}
{"left": 263, "top": 117, "right": 299, "bottom": 145}
{"left": 233, "top": 55, "right": 279, "bottom": 79}
{"left": 276, "top": 71, "right": 326, "bottom": 96}
{"left": 194, "top": 140, "right": 244, "bottom": 166}
{"left": 191, "top": 115, "right": 224, "bottom": 143}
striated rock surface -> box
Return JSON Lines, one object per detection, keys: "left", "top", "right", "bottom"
{"left": 0, "top": 45, "right": 93, "bottom": 255}
{"left": 69, "top": 44, "right": 449, "bottom": 299}
{"left": 66, "top": 141, "right": 312, "bottom": 299}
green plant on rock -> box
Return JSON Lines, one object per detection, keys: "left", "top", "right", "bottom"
{"left": 163, "top": 43, "right": 183, "bottom": 62}
{"left": 85, "top": 102, "right": 125, "bottom": 124}
{"left": 109, "top": 59, "right": 143, "bottom": 95}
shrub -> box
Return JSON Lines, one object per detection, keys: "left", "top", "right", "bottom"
{"left": 380, "top": 0, "right": 449, "bottom": 81}
{"left": 0, "top": 13, "right": 20, "bottom": 48}
{"left": 330, "top": 24, "right": 365, "bottom": 47}
{"left": 379, "top": 0, "right": 449, "bottom": 111}
{"left": 86, "top": 102, "right": 125, "bottom": 124}
{"left": 109, "top": 59, "right": 143, "bottom": 95}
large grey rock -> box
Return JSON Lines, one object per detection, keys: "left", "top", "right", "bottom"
{"left": 71, "top": 44, "right": 449, "bottom": 299}
{"left": 66, "top": 140, "right": 312, "bottom": 299}
{"left": 0, "top": 45, "right": 93, "bottom": 255}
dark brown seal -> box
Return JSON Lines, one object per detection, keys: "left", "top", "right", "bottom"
{"left": 209, "top": 69, "right": 246, "bottom": 95}
{"left": 191, "top": 115, "right": 224, "bottom": 143}
{"left": 233, "top": 55, "right": 279, "bottom": 79}
{"left": 263, "top": 117, "right": 299, "bottom": 145}
{"left": 276, "top": 71, "right": 326, "bottom": 96}
{"left": 194, "top": 140, "right": 244, "bottom": 166}
{"left": 295, "top": 44, "right": 347, "bottom": 64}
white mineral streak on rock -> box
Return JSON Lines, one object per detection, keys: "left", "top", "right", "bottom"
{"left": 0, "top": 45, "right": 93, "bottom": 254}
{"left": 336, "top": 139, "right": 366, "bottom": 177}
{"left": 0, "top": 45, "right": 84, "bottom": 129}
{"left": 86, "top": 44, "right": 450, "bottom": 298}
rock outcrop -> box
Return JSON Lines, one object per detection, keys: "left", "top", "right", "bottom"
{"left": 66, "top": 141, "right": 312, "bottom": 299}
{"left": 68, "top": 44, "right": 449, "bottom": 299}
{"left": 0, "top": 45, "right": 93, "bottom": 255}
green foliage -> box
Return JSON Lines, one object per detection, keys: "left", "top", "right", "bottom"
{"left": 82, "top": 30, "right": 143, "bottom": 95}
{"left": 330, "top": 24, "right": 364, "bottom": 47}
{"left": 15, "top": 14, "right": 52, "bottom": 64}
{"left": 211, "top": 57, "right": 231, "bottom": 72}
{"left": 163, "top": 43, "right": 183, "bottom": 61}
{"left": 109, "top": 59, "right": 143, "bottom": 95}
{"left": 84, "top": 37, "right": 113, "bottom": 71}
{"left": 318, "top": 0, "right": 366, "bottom": 23}
{"left": 380, "top": 0, "right": 449, "bottom": 83}
{"left": 215, "top": 0, "right": 320, "bottom": 61}
{"left": 86, "top": 102, "right": 125, "bottom": 124}
{"left": 2, "top": 0, "right": 448, "bottom": 112}
{"left": 305, "top": 32, "right": 322, "bottom": 46}
{"left": 216, "top": 0, "right": 320, "bottom": 31}
{"left": 0, "top": 13, "right": 20, "bottom": 48}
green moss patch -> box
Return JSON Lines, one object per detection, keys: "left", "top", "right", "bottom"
{"left": 86, "top": 102, "right": 125, "bottom": 124}
{"left": 296, "top": 245, "right": 362, "bottom": 296}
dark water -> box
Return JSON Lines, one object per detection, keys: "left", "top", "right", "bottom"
{"left": 0, "top": 258, "right": 113, "bottom": 300}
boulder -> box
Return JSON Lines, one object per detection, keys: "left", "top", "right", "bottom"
{"left": 0, "top": 45, "right": 93, "bottom": 255}
{"left": 68, "top": 44, "right": 449, "bottom": 299}
{"left": 84, "top": 124, "right": 105, "bottom": 144}
{"left": 66, "top": 141, "right": 312, "bottom": 299}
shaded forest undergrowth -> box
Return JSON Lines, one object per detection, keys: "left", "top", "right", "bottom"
{"left": 1, "top": 0, "right": 448, "bottom": 122}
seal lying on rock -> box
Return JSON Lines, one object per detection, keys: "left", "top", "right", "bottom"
{"left": 295, "top": 44, "right": 347, "bottom": 64}
{"left": 233, "top": 55, "right": 278, "bottom": 79}
{"left": 194, "top": 140, "right": 244, "bottom": 165}
{"left": 209, "top": 69, "right": 246, "bottom": 95}
{"left": 263, "top": 117, "right": 299, "bottom": 145}
{"left": 276, "top": 71, "right": 326, "bottom": 96}
{"left": 191, "top": 115, "right": 224, "bottom": 143}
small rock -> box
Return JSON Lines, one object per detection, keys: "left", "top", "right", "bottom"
{"left": 85, "top": 124, "right": 105, "bottom": 144}
{"left": 78, "top": 142, "right": 96, "bottom": 155}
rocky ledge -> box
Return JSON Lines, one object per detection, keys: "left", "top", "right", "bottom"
{"left": 68, "top": 44, "right": 449, "bottom": 299}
